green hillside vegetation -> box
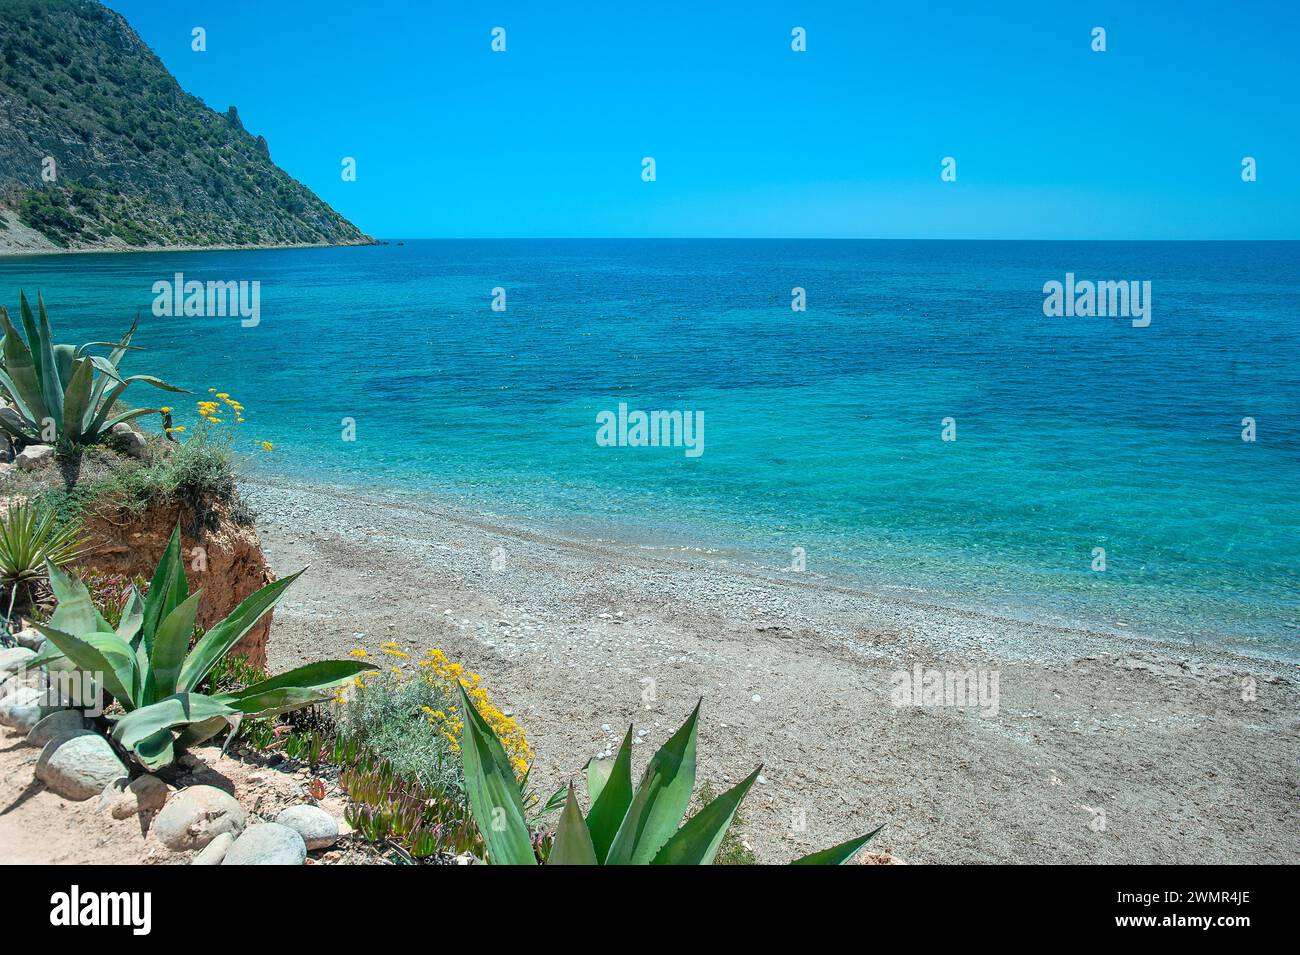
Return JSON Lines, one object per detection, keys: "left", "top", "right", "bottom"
{"left": 0, "top": 0, "right": 368, "bottom": 248}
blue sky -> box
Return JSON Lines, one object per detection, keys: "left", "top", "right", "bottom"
{"left": 106, "top": 0, "right": 1299, "bottom": 239}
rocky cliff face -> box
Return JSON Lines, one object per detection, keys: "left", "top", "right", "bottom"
{"left": 76, "top": 497, "right": 277, "bottom": 670}
{"left": 0, "top": 0, "right": 370, "bottom": 252}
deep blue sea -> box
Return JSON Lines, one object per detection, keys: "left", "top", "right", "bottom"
{"left": 3, "top": 240, "right": 1297, "bottom": 657}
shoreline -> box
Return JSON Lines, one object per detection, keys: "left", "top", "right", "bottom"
{"left": 243, "top": 476, "right": 1300, "bottom": 864}
{"left": 0, "top": 236, "right": 380, "bottom": 259}
{"left": 248, "top": 470, "right": 1299, "bottom": 670}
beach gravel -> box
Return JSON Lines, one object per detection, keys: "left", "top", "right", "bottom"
{"left": 246, "top": 478, "right": 1300, "bottom": 865}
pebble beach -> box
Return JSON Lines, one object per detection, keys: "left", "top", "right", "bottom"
{"left": 246, "top": 478, "right": 1300, "bottom": 865}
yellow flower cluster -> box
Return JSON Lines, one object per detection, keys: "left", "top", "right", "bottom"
{"left": 336, "top": 645, "right": 533, "bottom": 779}
{"left": 185, "top": 388, "right": 271, "bottom": 451}
{"left": 197, "top": 389, "right": 246, "bottom": 423}
{"left": 419, "top": 648, "right": 532, "bottom": 777}
{"left": 160, "top": 404, "right": 187, "bottom": 435}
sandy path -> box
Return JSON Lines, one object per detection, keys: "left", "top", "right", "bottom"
{"left": 246, "top": 480, "right": 1299, "bottom": 865}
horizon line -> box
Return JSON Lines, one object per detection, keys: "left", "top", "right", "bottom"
{"left": 371, "top": 236, "right": 1300, "bottom": 243}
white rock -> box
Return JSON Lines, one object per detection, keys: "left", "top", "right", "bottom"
{"left": 192, "top": 831, "right": 235, "bottom": 865}
{"left": 275, "top": 804, "right": 340, "bottom": 850}
{"left": 0, "top": 685, "right": 41, "bottom": 726}
{"left": 0, "top": 646, "right": 35, "bottom": 675}
{"left": 9, "top": 703, "right": 59, "bottom": 735}
{"left": 110, "top": 423, "right": 149, "bottom": 459}
{"left": 35, "top": 731, "right": 128, "bottom": 801}
{"left": 1, "top": 683, "right": 59, "bottom": 735}
{"left": 153, "top": 785, "right": 246, "bottom": 851}
{"left": 26, "top": 709, "right": 84, "bottom": 748}
{"left": 15, "top": 444, "right": 55, "bottom": 471}
{"left": 222, "top": 823, "right": 307, "bottom": 865}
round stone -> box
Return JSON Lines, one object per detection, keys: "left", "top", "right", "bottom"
{"left": 222, "top": 823, "right": 307, "bottom": 865}
{"left": 153, "top": 784, "right": 246, "bottom": 851}
{"left": 0, "top": 646, "right": 35, "bottom": 675}
{"left": 275, "top": 804, "right": 340, "bottom": 850}
{"left": 35, "top": 731, "right": 128, "bottom": 801}
{"left": 26, "top": 709, "right": 85, "bottom": 748}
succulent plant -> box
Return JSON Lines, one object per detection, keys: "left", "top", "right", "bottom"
{"left": 0, "top": 500, "right": 85, "bottom": 604}
{"left": 28, "top": 525, "right": 376, "bottom": 770}
{"left": 459, "top": 686, "right": 882, "bottom": 865}
{"left": 0, "top": 291, "right": 188, "bottom": 446}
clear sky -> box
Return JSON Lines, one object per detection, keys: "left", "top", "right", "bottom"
{"left": 105, "top": 0, "right": 1299, "bottom": 240}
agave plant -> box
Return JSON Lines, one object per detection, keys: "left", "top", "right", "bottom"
{"left": 0, "top": 501, "right": 86, "bottom": 605}
{"left": 28, "top": 525, "right": 376, "bottom": 770}
{"left": 0, "top": 291, "right": 188, "bottom": 446}
{"left": 459, "top": 686, "right": 882, "bottom": 865}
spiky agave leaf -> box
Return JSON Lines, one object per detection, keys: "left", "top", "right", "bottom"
{"left": 651, "top": 766, "right": 762, "bottom": 865}
{"left": 548, "top": 785, "right": 598, "bottom": 865}
{"left": 458, "top": 699, "right": 885, "bottom": 865}
{"left": 584, "top": 725, "right": 634, "bottom": 863}
{"left": 32, "top": 545, "right": 365, "bottom": 771}
{"left": 0, "top": 503, "right": 86, "bottom": 593}
{"left": 212, "top": 660, "right": 378, "bottom": 717}
{"left": 32, "top": 623, "right": 139, "bottom": 705}
{"left": 177, "top": 568, "right": 305, "bottom": 692}
{"left": 789, "top": 825, "right": 885, "bottom": 865}
{"left": 0, "top": 295, "right": 189, "bottom": 446}
{"left": 604, "top": 700, "right": 701, "bottom": 864}
{"left": 110, "top": 693, "right": 242, "bottom": 771}
{"left": 458, "top": 681, "right": 537, "bottom": 865}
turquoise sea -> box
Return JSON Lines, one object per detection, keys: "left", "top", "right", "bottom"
{"left": 3, "top": 240, "right": 1297, "bottom": 657}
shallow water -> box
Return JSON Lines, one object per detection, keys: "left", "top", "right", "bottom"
{"left": 4, "top": 239, "right": 1297, "bottom": 655}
